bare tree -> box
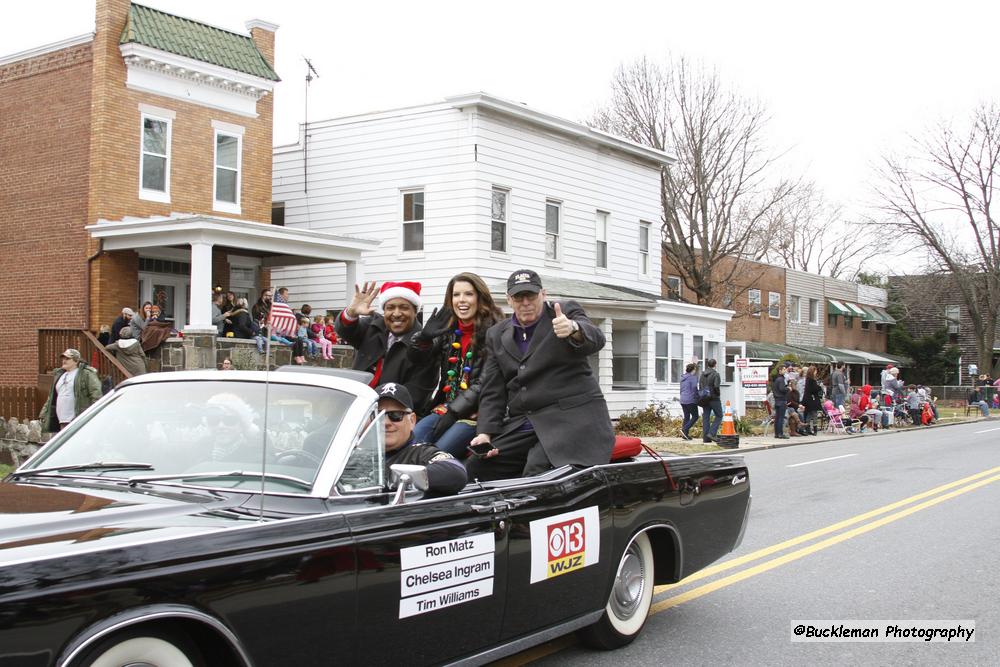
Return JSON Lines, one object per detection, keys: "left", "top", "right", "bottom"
{"left": 591, "top": 56, "right": 795, "bottom": 306}
{"left": 873, "top": 104, "right": 1000, "bottom": 376}
{"left": 760, "top": 183, "right": 880, "bottom": 280}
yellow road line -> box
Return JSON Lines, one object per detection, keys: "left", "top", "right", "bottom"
{"left": 653, "top": 465, "right": 1000, "bottom": 594}
{"left": 650, "top": 472, "right": 1000, "bottom": 614}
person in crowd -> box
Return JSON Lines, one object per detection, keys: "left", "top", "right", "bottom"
{"left": 212, "top": 293, "right": 233, "bottom": 336}
{"left": 140, "top": 306, "right": 174, "bottom": 356}
{"left": 252, "top": 289, "right": 272, "bottom": 327}
{"left": 784, "top": 361, "right": 800, "bottom": 386}
{"left": 977, "top": 374, "right": 991, "bottom": 387}
{"left": 335, "top": 280, "right": 439, "bottom": 414}
{"left": 967, "top": 385, "right": 990, "bottom": 417}
{"left": 679, "top": 362, "right": 701, "bottom": 440}
{"left": 466, "top": 270, "right": 614, "bottom": 481}
{"left": 131, "top": 302, "right": 153, "bottom": 334}
{"left": 802, "top": 366, "right": 823, "bottom": 436}
{"left": 97, "top": 324, "right": 112, "bottom": 346}
{"left": 39, "top": 348, "right": 103, "bottom": 432}
{"left": 407, "top": 272, "right": 504, "bottom": 457}
{"left": 311, "top": 315, "right": 334, "bottom": 360}
{"left": 848, "top": 386, "right": 871, "bottom": 432}
{"left": 323, "top": 315, "right": 338, "bottom": 345}
{"left": 148, "top": 304, "right": 164, "bottom": 322}
{"left": 771, "top": 364, "right": 789, "bottom": 439}
{"left": 787, "top": 379, "right": 804, "bottom": 436}
{"left": 699, "top": 359, "right": 723, "bottom": 443}
{"left": 110, "top": 307, "right": 135, "bottom": 343}
{"left": 103, "top": 326, "right": 146, "bottom": 377}
{"left": 905, "top": 384, "right": 923, "bottom": 426}
{"left": 376, "top": 383, "right": 467, "bottom": 494}
{"left": 293, "top": 317, "right": 315, "bottom": 364}
{"left": 220, "top": 358, "right": 234, "bottom": 370}
{"left": 830, "top": 363, "right": 848, "bottom": 408}
{"left": 225, "top": 297, "right": 256, "bottom": 339}
{"left": 860, "top": 384, "right": 882, "bottom": 431}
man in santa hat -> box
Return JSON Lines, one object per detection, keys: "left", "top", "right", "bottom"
{"left": 335, "top": 281, "right": 439, "bottom": 415}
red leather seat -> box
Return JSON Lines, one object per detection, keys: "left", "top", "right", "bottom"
{"left": 611, "top": 436, "right": 642, "bottom": 462}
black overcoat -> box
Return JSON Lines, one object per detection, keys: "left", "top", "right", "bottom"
{"left": 335, "top": 314, "right": 439, "bottom": 415}
{"left": 476, "top": 300, "right": 614, "bottom": 467}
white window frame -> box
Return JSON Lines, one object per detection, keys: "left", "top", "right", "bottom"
{"left": 809, "top": 298, "right": 820, "bottom": 325}
{"left": 595, "top": 210, "right": 609, "bottom": 269}
{"left": 401, "top": 189, "right": 425, "bottom": 253}
{"left": 139, "top": 109, "right": 173, "bottom": 203}
{"left": 639, "top": 221, "right": 651, "bottom": 276}
{"left": 655, "top": 332, "right": 669, "bottom": 383}
{"left": 612, "top": 324, "right": 642, "bottom": 388}
{"left": 654, "top": 331, "right": 684, "bottom": 383}
{"left": 545, "top": 200, "right": 561, "bottom": 262}
{"left": 212, "top": 121, "right": 244, "bottom": 214}
{"left": 748, "top": 289, "right": 762, "bottom": 317}
{"left": 666, "top": 275, "right": 682, "bottom": 300}
{"left": 490, "top": 187, "right": 509, "bottom": 254}
{"left": 789, "top": 295, "right": 801, "bottom": 323}
{"left": 945, "top": 304, "right": 960, "bottom": 334}
{"left": 768, "top": 291, "right": 781, "bottom": 319}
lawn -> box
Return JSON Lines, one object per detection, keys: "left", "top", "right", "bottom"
{"left": 0, "top": 464, "right": 12, "bottom": 477}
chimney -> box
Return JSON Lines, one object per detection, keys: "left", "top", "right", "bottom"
{"left": 245, "top": 19, "right": 279, "bottom": 70}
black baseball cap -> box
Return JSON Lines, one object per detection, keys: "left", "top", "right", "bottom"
{"left": 375, "top": 383, "right": 414, "bottom": 411}
{"left": 506, "top": 269, "right": 543, "bottom": 295}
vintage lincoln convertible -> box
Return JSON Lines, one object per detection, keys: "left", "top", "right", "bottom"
{"left": 0, "top": 369, "right": 750, "bottom": 666}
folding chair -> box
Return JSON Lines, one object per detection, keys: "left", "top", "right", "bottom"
{"left": 824, "top": 405, "right": 847, "bottom": 435}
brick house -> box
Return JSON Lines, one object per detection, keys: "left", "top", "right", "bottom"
{"left": 0, "top": 1, "right": 373, "bottom": 405}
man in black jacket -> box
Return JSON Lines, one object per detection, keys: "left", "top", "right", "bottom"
{"left": 699, "top": 359, "right": 723, "bottom": 443}
{"left": 467, "top": 270, "right": 614, "bottom": 481}
{"left": 335, "top": 281, "right": 439, "bottom": 415}
{"left": 772, "top": 365, "right": 790, "bottom": 439}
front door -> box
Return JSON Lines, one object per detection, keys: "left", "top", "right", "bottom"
{"left": 347, "top": 489, "right": 509, "bottom": 664}
{"left": 139, "top": 273, "right": 189, "bottom": 328}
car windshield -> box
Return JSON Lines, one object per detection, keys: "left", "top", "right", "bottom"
{"left": 24, "top": 380, "right": 354, "bottom": 492}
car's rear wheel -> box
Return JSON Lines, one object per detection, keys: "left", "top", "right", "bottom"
{"left": 578, "top": 531, "right": 654, "bottom": 649}
{"left": 76, "top": 628, "right": 204, "bottom": 667}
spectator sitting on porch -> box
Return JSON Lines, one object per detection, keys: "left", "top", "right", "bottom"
{"left": 967, "top": 386, "right": 990, "bottom": 417}
{"left": 252, "top": 289, "right": 272, "bottom": 327}
{"left": 311, "top": 316, "right": 334, "bottom": 360}
{"left": 297, "top": 303, "right": 313, "bottom": 321}
{"left": 148, "top": 304, "right": 164, "bottom": 322}
{"left": 103, "top": 326, "right": 146, "bottom": 377}
{"left": 131, "top": 302, "right": 153, "bottom": 333}
{"left": 110, "top": 307, "right": 134, "bottom": 343}
{"left": 323, "top": 315, "right": 338, "bottom": 345}
{"left": 293, "top": 317, "right": 317, "bottom": 364}
{"left": 224, "top": 291, "right": 237, "bottom": 313}
{"left": 225, "top": 298, "right": 256, "bottom": 339}
{"left": 212, "top": 293, "right": 233, "bottom": 336}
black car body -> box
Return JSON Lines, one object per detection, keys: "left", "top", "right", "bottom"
{"left": 0, "top": 370, "right": 750, "bottom": 666}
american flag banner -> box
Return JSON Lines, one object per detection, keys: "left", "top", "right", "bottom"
{"left": 267, "top": 301, "right": 298, "bottom": 338}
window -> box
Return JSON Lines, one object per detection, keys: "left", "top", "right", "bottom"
{"left": 612, "top": 326, "right": 641, "bottom": 386}
{"left": 140, "top": 114, "right": 170, "bottom": 201}
{"left": 693, "top": 335, "right": 704, "bottom": 369}
{"left": 861, "top": 318, "right": 870, "bottom": 331}
{"left": 945, "top": 305, "right": 960, "bottom": 334}
{"left": 655, "top": 332, "right": 685, "bottom": 383}
{"left": 545, "top": 200, "right": 560, "bottom": 260}
{"left": 214, "top": 131, "right": 241, "bottom": 211}
{"left": 843, "top": 314, "right": 854, "bottom": 328}
{"left": 768, "top": 292, "right": 781, "bottom": 319}
{"left": 789, "top": 295, "right": 801, "bottom": 323}
{"left": 271, "top": 202, "right": 285, "bottom": 226}
{"left": 596, "top": 211, "right": 609, "bottom": 268}
{"left": 666, "top": 275, "right": 682, "bottom": 300}
{"left": 639, "top": 222, "right": 651, "bottom": 275}
{"left": 828, "top": 313, "right": 837, "bottom": 327}
{"left": 748, "top": 289, "right": 762, "bottom": 317}
{"left": 491, "top": 188, "right": 508, "bottom": 252}
{"left": 809, "top": 298, "right": 820, "bottom": 325}
{"left": 402, "top": 191, "right": 424, "bottom": 251}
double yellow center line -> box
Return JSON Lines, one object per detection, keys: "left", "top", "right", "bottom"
{"left": 651, "top": 465, "right": 1000, "bottom": 613}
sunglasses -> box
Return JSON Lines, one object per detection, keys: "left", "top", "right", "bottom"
{"left": 385, "top": 410, "right": 412, "bottom": 422}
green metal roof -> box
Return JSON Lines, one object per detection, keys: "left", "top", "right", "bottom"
{"left": 873, "top": 307, "right": 897, "bottom": 324}
{"left": 826, "top": 298, "right": 850, "bottom": 316}
{"left": 858, "top": 305, "right": 882, "bottom": 322}
{"left": 121, "top": 4, "right": 279, "bottom": 81}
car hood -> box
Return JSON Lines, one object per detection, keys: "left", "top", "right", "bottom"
{"left": 0, "top": 480, "right": 250, "bottom": 566}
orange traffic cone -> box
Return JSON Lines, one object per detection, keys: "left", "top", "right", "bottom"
{"left": 720, "top": 401, "right": 737, "bottom": 436}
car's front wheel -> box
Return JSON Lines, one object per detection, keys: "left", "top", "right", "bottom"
{"left": 578, "top": 531, "right": 655, "bottom": 649}
{"left": 76, "top": 628, "right": 204, "bottom": 667}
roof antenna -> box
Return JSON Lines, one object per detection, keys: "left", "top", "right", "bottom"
{"left": 303, "top": 57, "right": 320, "bottom": 194}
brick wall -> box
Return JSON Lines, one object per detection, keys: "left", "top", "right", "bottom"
{"left": 0, "top": 42, "right": 94, "bottom": 385}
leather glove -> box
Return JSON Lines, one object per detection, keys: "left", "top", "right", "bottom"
{"left": 430, "top": 409, "right": 459, "bottom": 442}
{"left": 414, "top": 307, "right": 455, "bottom": 343}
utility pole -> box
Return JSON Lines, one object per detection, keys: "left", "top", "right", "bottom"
{"left": 303, "top": 57, "right": 319, "bottom": 194}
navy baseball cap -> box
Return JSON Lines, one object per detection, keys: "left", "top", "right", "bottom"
{"left": 507, "top": 269, "right": 543, "bottom": 295}
{"left": 375, "top": 383, "right": 414, "bottom": 411}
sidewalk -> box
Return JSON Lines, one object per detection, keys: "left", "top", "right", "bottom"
{"left": 641, "top": 415, "right": 996, "bottom": 455}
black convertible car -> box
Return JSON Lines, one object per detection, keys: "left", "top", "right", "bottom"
{"left": 0, "top": 370, "right": 750, "bottom": 666}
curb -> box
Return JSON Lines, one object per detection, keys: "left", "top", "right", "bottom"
{"left": 646, "top": 416, "right": 996, "bottom": 456}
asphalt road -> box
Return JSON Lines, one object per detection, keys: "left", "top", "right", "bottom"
{"left": 506, "top": 420, "right": 1000, "bottom": 667}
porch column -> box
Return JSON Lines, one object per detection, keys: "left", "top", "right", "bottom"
{"left": 186, "top": 242, "right": 216, "bottom": 333}
{"left": 344, "top": 260, "right": 362, "bottom": 302}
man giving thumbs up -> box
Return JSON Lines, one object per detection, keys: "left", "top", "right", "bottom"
{"left": 466, "top": 269, "right": 614, "bottom": 481}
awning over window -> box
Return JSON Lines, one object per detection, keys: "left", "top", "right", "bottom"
{"left": 846, "top": 302, "right": 868, "bottom": 317}
{"left": 827, "top": 299, "right": 851, "bottom": 316}
{"left": 831, "top": 348, "right": 911, "bottom": 367}
{"left": 873, "top": 307, "right": 897, "bottom": 324}
{"left": 858, "top": 305, "right": 882, "bottom": 322}
{"left": 743, "top": 341, "right": 868, "bottom": 365}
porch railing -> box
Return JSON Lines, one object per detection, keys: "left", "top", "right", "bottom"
{"left": 37, "top": 329, "right": 131, "bottom": 387}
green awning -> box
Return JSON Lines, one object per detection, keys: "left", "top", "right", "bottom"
{"left": 743, "top": 342, "right": 868, "bottom": 365}
{"left": 827, "top": 299, "right": 851, "bottom": 316}
{"left": 873, "top": 307, "right": 896, "bottom": 324}
{"left": 796, "top": 345, "right": 870, "bottom": 365}
{"left": 846, "top": 302, "right": 868, "bottom": 317}
{"left": 858, "top": 305, "right": 881, "bottom": 322}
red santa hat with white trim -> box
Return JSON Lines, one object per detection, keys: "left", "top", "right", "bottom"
{"left": 378, "top": 281, "right": 422, "bottom": 312}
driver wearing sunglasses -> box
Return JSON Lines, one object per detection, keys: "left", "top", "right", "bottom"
{"left": 376, "top": 383, "right": 467, "bottom": 494}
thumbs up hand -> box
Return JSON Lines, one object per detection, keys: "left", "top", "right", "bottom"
{"left": 552, "top": 302, "right": 579, "bottom": 339}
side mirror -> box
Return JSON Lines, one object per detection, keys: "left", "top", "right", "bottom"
{"left": 390, "top": 464, "right": 429, "bottom": 505}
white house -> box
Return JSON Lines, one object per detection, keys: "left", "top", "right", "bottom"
{"left": 271, "top": 93, "right": 734, "bottom": 417}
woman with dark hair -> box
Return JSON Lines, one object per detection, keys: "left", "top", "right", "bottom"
{"left": 802, "top": 366, "right": 823, "bottom": 436}
{"left": 678, "top": 362, "right": 700, "bottom": 440}
{"left": 408, "top": 272, "right": 504, "bottom": 456}
{"left": 131, "top": 301, "right": 154, "bottom": 333}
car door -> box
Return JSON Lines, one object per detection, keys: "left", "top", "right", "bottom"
{"left": 346, "top": 486, "right": 510, "bottom": 665}
{"left": 497, "top": 468, "right": 614, "bottom": 639}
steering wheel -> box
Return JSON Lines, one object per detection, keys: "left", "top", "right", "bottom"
{"left": 273, "top": 449, "right": 323, "bottom": 466}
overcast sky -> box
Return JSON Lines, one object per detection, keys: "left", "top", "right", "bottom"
{"left": 5, "top": 0, "right": 1000, "bottom": 216}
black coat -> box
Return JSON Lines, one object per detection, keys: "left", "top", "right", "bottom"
{"left": 803, "top": 377, "right": 823, "bottom": 413}
{"left": 407, "top": 322, "right": 493, "bottom": 419}
{"left": 226, "top": 309, "right": 256, "bottom": 339}
{"left": 476, "top": 300, "right": 614, "bottom": 468}
{"left": 110, "top": 315, "right": 131, "bottom": 344}
{"left": 335, "top": 314, "right": 439, "bottom": 415}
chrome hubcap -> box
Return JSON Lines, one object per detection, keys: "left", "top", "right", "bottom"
{"left": 610, "top": 545, "right": 645, "bottom": 620}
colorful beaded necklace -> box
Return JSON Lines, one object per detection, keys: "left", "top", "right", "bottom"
{"left": 440, "top": 324, "right": 474, "bottom": 399}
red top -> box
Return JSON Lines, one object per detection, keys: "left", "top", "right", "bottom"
{"left": 458, "top": 319, "right": 475, "bottom": 359}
